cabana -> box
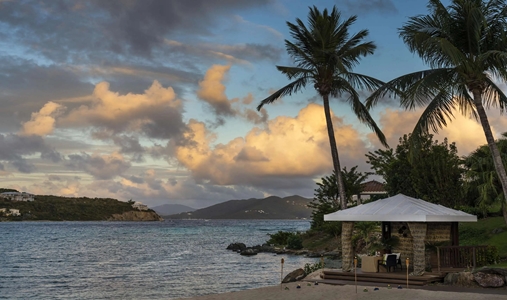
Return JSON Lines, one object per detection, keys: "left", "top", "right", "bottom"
{"left": 324, "top": 194, "right": 477, "bottom": 275}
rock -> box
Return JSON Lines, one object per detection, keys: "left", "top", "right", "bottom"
{"left": 444, "top": 272, "right": 475, "bottom": 287}
{"left": 474, "top": 272, "right": 505, "bottom": 288}
{"left": 226, "top": 243, "right": 246, "bottom": 251}
{"left": 282, "top": 268, "right": 306, "bottom": 283}
{"left": 491, "top": 228, "right": 504, "bottom": 234}
{"left": 240, "top": 248, "right": 258, "bottom": 256}
{"left": 260, "top": 244, "right": 275, "bottom": 253}
{"left": 108, "top": 211, "right": 163, "bottom": 221}
{"left": 307, "top": 251, "right": 324, "bottom": 258}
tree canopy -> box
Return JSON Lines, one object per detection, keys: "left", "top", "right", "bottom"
{"left": 366, "top": 134, "right": 464, "bottom": 208}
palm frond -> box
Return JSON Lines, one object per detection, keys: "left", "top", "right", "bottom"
{"left": 333, "top": 78, "right": 388, "bottom": 147}
{"left": 411, "top": 88, "right": 456, "bottom": 136}
{"left": 483, "top": 77, "right": 507, "bottom": 113}
{"left": 256, "top": 77, "right": 309, "bottom": 111}
{"left": 340, "top": 72, "right": 385, "bottom": 92}
{"left": 365, "top": 68, "right": 455, "bottom": 109}
{"left": 276, "top": 66, "right": 313, "bottom": 80}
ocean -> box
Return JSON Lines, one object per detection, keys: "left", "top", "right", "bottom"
{"left": 0, "top": 220, "right": 337, "bottom": 299}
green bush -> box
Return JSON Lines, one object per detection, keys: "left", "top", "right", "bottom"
{"left": 479, "top": 245, "right": 500, "bottom": 266}
{"left": 303, "top": 261, "right": 324, "bottom": 275}
{"left": 287, "top": 234, "right": 303, "bottom": 250}
{"left": 266, "top": 231, "right": 294, "bottom": 246}
{"left": 456, "top": 205, "right": 488, "bottom": 219}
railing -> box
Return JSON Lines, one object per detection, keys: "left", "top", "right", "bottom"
{"left": 436, "top": 245, "right": 489, "bottom": 272}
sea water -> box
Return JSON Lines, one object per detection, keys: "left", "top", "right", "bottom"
{"left": 0, "top": 220, "right": 335, "bottom": 299}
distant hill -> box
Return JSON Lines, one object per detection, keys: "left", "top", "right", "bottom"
{"left": 166, "top": 195, "right": 312, "bottom": 219}
{"left": 0, "top": 194, "right": 161, "bottom": 221}
{"left": 151, "top": 204, "right": 195, "bottom": 216}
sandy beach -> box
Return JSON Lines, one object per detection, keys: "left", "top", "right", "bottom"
{"left": 175, "top": 281, "right": 507, "bottom": 300}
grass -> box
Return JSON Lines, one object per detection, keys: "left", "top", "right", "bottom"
{"left": 459, "top": 216, "right": 507, "bottom": 259}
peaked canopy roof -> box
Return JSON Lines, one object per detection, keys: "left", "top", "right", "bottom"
{"left": 324, "top": 194, "right": 477, "bottom": 222}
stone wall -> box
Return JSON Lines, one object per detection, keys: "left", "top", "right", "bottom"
{"left": 390, "top": 222, "right": 451, "bottom": 271}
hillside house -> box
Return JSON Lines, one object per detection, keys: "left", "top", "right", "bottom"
{"left": 132, "top": 201, "right": 148, "bottom": 211}
{"left": 0, "top": 208, "right": 21, "bottom": 216}
{"left": 0, "top": 192, "right": 35, "bottom": 202}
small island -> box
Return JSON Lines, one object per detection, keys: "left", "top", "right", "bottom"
{"left": 0, "top": 188, "right": 162, "bottom": 221}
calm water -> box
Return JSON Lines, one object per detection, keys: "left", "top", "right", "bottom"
{"left": 0, "top": 220, "right": 332, "bottom": 299}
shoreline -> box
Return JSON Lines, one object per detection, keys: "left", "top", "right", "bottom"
{"left": 174, "top": 281, "right": 507, "bottom": 300}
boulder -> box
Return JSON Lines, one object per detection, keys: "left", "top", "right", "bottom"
{"left": 240, "top": 248, "right": 258, "bottom": 256}
{"left": 444, "top": 272, "right": 476, "bottom": 287}
{"left": 282, "top": 268, "right": 306, "bottom": 283}
{"left": 474, "top": 272, "right": 505, "bottom": 288}
{"left": 260, "top": 244, "right": 275, "bottom": 253}
{"left": 226, "top": 243, "right": 246, "bottom": 252}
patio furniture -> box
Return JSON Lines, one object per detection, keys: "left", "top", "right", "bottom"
{"left": 361, "top": 255, "right": 383, "bottom": 272}
{"left": 377, "top": 254, "right": 397, "bottom": 272}
{"left": 393, "top": 252, "right": 402, "bottom": 270}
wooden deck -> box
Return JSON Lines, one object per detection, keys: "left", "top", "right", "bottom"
{"left": 320, "top": 268, "right": 449, "bottom": 286}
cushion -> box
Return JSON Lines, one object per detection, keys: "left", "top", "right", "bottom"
{"left": 383, "top": 254, "right": 388, "bottom": 264}
{"left": 393, "top": 252, "right": 401, "bottom": 260}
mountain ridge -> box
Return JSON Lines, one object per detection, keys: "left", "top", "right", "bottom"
{"left": 166, "top": 195, "right": 312, "bottom": 219}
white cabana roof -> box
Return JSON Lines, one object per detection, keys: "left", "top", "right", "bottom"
{"left": 324, "top": 194, "right": 477, "bottom": 222}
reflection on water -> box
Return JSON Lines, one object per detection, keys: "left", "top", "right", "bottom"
{"left": 0, "top": 220, "right": 335, "bottom": 299}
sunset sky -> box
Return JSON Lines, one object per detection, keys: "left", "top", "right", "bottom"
{"left": 1, "top": 0, "right": 506, "bottom": 208}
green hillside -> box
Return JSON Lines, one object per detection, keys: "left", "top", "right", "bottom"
{"left": 167, "top": 195, "right": 312, "bottom": 219}
{"left": 460, "top": 216, "right": 507, "bottom": 261}
{"left": 0, "top": 194, "right": 141, "bottom": 221}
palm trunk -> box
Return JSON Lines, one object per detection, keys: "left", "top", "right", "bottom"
{"left": 473, "top": 90, "right": 507, "bottom": 225}
{"left": 322, "top": 94, "right": 353, "bottom": 271}
{"left": 322, "top": 94, "right": 347, "bottom": 209}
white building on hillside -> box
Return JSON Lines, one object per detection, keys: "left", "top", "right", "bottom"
{"left": 132, "top": 201, "right": 148, "bottom": 211}
{"left": 0, "top": 192, "right": 35, "bottom": 202}
{"left": 0, "top": 208, "right": 21, "bottom": 216}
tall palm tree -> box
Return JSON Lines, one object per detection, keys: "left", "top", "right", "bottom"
{"left": 257, "top": 6, "right": 387, "bottom": 272}
{"left": 366, "top": 0, "right": 507, "bottom": 224}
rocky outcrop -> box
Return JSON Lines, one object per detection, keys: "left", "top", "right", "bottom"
{"left": 444, "top": 268, "right": 507, "bottom": 288}
{"left": 473, "top": 268, "right": 507, "bottom": 288}
{"left": 474, "top": 272, "right": 505, "bottom": 288}
{"left": 108, "top": 210, "right": 163, "bottom": 221}
{"left": 226, "top": 243, "right": 247, "bottom": 252}
{"left": 444, "top": 271, "right": 477, "bottom": 287}
{"left": 282, "top": 268, "right": 306, "bottom": 283}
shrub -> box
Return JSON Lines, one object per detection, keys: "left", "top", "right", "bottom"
{"left": 266, "top": 231, "right": 294, "bottom": 246}
{"left": 303, "top": 261, "right": 324, "bottom": 275}
{"left": 287, "top": 234, "right": 303, "bottom": 250}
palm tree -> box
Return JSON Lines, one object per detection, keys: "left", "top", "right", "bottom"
{"left": 463, "top": 132, "right": 507, "bottom": 221}
{"left": 257, "top": 6, "right": 387, "bottom": 272}
{"left": 366, "top": 0, "right": 507, "bottom": 224}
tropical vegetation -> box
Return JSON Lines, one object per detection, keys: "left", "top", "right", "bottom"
{"left": 0, "top": 193, "right": 144, "bottom": 221}
{"left": 366, "top": 133, "right": 464, "bottom": 208}
{"left": 366, "top": 0, "right": 507, "bottom": 224}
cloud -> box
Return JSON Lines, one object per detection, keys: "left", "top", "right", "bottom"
{"left": 59, "top": 80, "right": 187, "bottom": 139}
{"left": 20, "top": 101, "right": 65, "bottom": 136}
{"left": 175, "top": 103, "right": 368, "bottom": 189}
{"left": 197, "top": 64, "right": 236, "bottom": 117}
{"left": 341, "top": 0, "right": 398, "bottom": 15}
{"left": 0, "top": 133, "right": 62, "bottom": 173}
{"left": 65, "top": 152, "right": 131, "bottom": 180}
{"left": 368, "top": 108, "right": 491, "bottom": 155}
{"left": 0, "top": 0, "right": 273, "bottom": 59}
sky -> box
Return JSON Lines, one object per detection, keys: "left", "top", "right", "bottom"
{"left": 1, "top": 0, "right": 506, "bottom": 209}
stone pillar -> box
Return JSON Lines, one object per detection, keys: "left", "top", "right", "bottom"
{"left": 341, "top": 221, "right": 354, "bottom": 272}
{"left": 407, "top": 222, "right": 427, "bottom": 275}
